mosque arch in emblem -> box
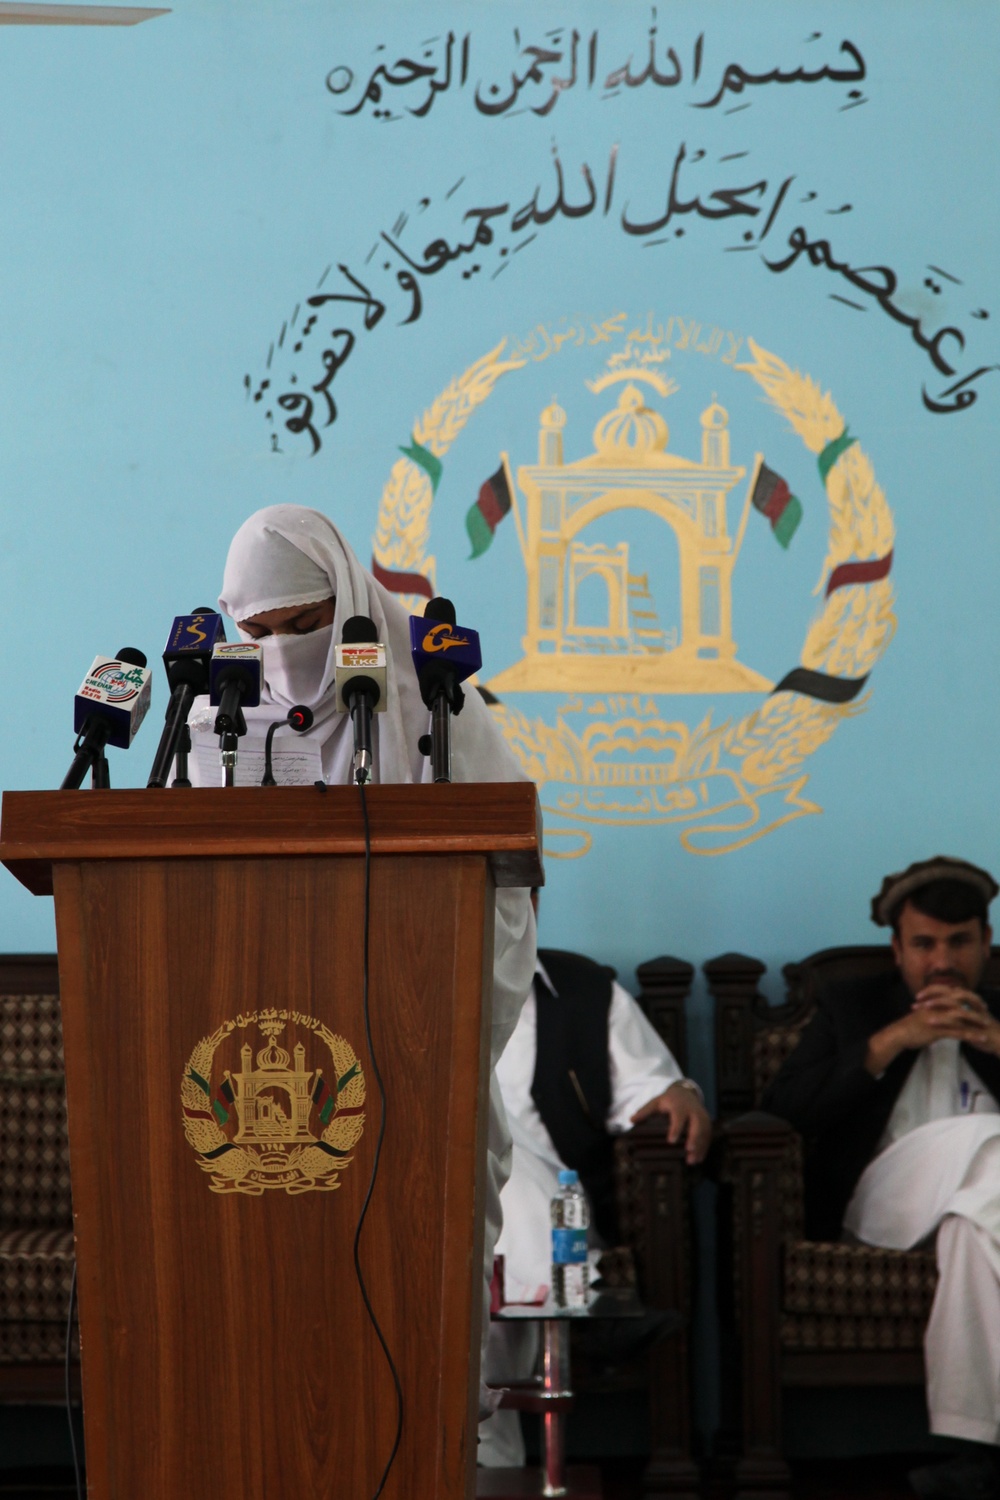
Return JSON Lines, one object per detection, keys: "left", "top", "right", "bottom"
{"left": 230, "top": 1036, "right": 317, "bottom": 1146}
{"left": 488, "top": 384, "right": 773, "bottom": 696}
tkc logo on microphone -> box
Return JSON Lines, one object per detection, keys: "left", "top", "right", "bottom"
{"left": 339, "top": 645, "right": 384, "bottom": 669}
{"left": 80, "top": 660, "right": 147, "bottom": 704}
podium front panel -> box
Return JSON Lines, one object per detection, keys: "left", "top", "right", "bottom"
{"left": 53, "top": 850, "right": 495, "bottom": 1500}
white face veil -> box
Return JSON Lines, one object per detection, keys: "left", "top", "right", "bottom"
{"left": 216, "top": 504, "right": 417, "bottom": 783}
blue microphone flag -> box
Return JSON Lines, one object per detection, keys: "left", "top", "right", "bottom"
{"left": 408, "top": 616, "right": 482, "bottom": 684}
{"left": 209, "top": 643, "right": 263, "bottom": 708}
{"left": 164, "top": 612, "right": 227, "bottom": 659}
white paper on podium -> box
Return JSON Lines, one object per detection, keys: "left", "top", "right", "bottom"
{"left": 189, "top": 714, "right": 324, "bottom": 787}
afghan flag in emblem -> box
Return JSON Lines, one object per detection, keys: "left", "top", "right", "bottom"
{"left": 466, "top": 463, "right": 512, "bottom": 559}
{"left": 751, "top": 461, "right": 802, "bottom": 549}
{"left": 312, "top": 1072, "right": 335, "bottom": 1127}
{"left": 212, "top": 1076, "right": 235, "bottom": 1126}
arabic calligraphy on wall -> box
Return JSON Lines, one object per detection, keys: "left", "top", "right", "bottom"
{"left": 245, "top": 15, "right": 995, "bottom": 449}
{"left": 325, "top": 24, "right": 868, "bottom": 119}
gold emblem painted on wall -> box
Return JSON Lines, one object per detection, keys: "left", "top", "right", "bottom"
{"left": 373, "top": 314, "right": 895, "bottom": 857}
{"left": 181, "top": 1009, "right": 365, "bottom": 1195}
{"left": 489, "top": 380, "right": 770, "bottom": 696}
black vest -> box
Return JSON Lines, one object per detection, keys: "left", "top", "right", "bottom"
{"left": 531, "top": 948, "right": 618, "bottom": 1244}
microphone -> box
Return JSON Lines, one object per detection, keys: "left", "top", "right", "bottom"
{"left": 210, "top": 643, "right": 263, "bottom": 785}
{"left": 334, "top": 616, "right": 387, "bottom": 785}
{"left": 408, "top": 598, "right": 482, "bottom": 713}
{"left": 261, "top": 704, "right": 315, "bottom": 786}
{"left": 61, "top": 648, "right": 152, "bottom": 790}
{"left": 147, "top": 609, "right": 227, "bottom": 788}
{"left": 409, "top": 598, "right": 482, "bottom": 783}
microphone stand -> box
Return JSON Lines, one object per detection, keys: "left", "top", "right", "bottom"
{"left": 171, "top": 724, "right": 192, "bottom": 788}
{"left": 430, "top": 696, "right": 451, "bottom": 784}
{"left": 347, "top": 685, "right": 377, "bottom": 785}
{"left": 218, "top": 708, "right": 246, "bottom": 787}
{"left": 147, "top": 681, "right": 196, "bottom": 789}
{"left": 91, "top": 745, "right": 110, "bottom": 789}
{"left": 261, "top": 706, "right": 315, "bottom": 786}
{"left": 214, "top": 673, "right": 252, "bottom": 788}
{"left": 261, "top": 722, "right": 280, "bottom": 787}
{"left": 425, "top": 675, "right": 464, "bottom": 784}
{"left": 220, "top": 731, "right": 239, "bottom": 788}
{"left": 60, "top": 718, "right": 112, "bottom": 791}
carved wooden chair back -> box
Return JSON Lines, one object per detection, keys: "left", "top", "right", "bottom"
{"left": 0, "top": 956, "right": 77, "bottom": 1397}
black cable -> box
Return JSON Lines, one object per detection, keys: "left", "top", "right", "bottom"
{"left": 65, "top": 1258, "right": 83, "bottom": 1500}
{"left": 352, "top": 779, "right": 403, "bottom": 1498}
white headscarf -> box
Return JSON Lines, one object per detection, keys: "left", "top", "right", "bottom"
{"left": 213, "top": 503, "right": 529, "bottom": 791}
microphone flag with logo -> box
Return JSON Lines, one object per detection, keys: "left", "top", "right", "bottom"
{"left": 148, "top": 609, "right": 228, "bottom": 788}
{"left": 409, "top": 599, "right": 482, "bottom": 713}
{"left": 334, "top": 615, "right": 387, "bottom": 785}
{"left": 210, "top": 642, "right": 263, "bottom": 735}
{"left": 61, "top": 647, "right": 152, "bottom": 790}
{"left": 73, "top": 650, "right": 152, "bottom": 749}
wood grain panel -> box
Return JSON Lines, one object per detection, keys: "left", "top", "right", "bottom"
{"left": 1, "top": 785, "right": 544, "bottom": 894}
{"left": 53, "top": 851, "right": 498, "bottom": 1499}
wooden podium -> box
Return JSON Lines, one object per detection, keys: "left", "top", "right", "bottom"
{"left": 0, "top": 784, "right": 542, "bottom": 1500}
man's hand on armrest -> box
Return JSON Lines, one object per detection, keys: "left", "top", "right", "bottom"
{"left": 631, "top": 1081, "right": 713, "bottom": 1165}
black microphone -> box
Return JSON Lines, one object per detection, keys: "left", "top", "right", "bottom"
{"left": 334, "top": 616, "right": 387, "bottom": 785}
{"left": 409, "top": 597, "right": 483, "bottom": 783}
{"left": 261, "top": 705, "right": 315, "bottom": 786}
{"left": 147, "top": 609, "right": 227, "bottom": 788}
{"left": 209, "top": 643, "right": 263, "bottom": 786}
{"left": 409, "top": 596, "right": 484, "bottom": 715}
{"left": 61, "top": 647, "right": 152, "bottom": 791}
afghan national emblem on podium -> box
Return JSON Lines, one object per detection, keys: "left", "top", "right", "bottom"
{"left": 181, "top": 1008, "right": 366, "bottom": 1195}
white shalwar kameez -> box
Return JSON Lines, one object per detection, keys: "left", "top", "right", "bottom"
{"left": 843, "top": 1038, "right": 1000, "bottom": 1444}
{"left": 478, "top": 965, "right": 685, "bottom": 1467}
{"left": 189, "top": 506, "right": 537, "bottom": 1413}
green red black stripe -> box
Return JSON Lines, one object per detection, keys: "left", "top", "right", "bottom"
{"left": 825, "top": 549, "right": 893, "bottom": 597}
{"left": 311, "top": 1073, "right": 335, "bottom": 1125}
{"left": 212, "top": 1076, "right": 235, "bottom": 1126}
{"left": 771, "top": 667, "right": 870, "bottom": 703}
{"left": 466, "top": 464, "right": 512, "bottom": 558}
{"left": 399, "top": 436, "right": 442, "bottom": 492}
{"left": 764, "top": 427, "right": 887, "bottom": 702}
{"left": 817, "top": 428, "right": 857, "bottom": 482}
{"left": 371, "top": 556, "right": 433, "bottom": 599}
{"left": 751, "top": 462, "right": 802, "bottom": 548}
{"left": 200, "top": 1142, "right": 237, "bottom": 1161}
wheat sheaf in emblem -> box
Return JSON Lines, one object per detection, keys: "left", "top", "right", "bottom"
{"left": 181, "top": 1008, "right": 366, "bottom": 1196}
{"left": 373, "top": 317, "right": 896, "bottom": 858}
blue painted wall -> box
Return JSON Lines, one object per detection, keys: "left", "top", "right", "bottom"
{"left": 2, "top": 1, "right": 998, "bottom": 1105}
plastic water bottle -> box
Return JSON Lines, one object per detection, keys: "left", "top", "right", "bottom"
{"left": 550, "top": 1168, "right": 589, "bottom": 1309}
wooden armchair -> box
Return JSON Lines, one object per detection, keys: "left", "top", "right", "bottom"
{"left": 705, "top": 947, "right": 1000, "bottom": 1498}
{"left": 0, "top": 955, "right": 78, "bottom": 1402}
{"left": 612, "top": 955, "right": 700, "bottom": 1500}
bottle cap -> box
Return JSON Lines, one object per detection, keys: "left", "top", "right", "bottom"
{"left": 557, "top": 1169, "right": 579, "bottom": 1186}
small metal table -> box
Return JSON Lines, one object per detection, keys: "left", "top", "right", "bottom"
{"left": 477, "top": 1287, "right": 645, "bottom": 1500}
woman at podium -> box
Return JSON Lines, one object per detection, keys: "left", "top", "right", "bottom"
{"left": 189, "top": 503, "right": 538, "bottom": 1405}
